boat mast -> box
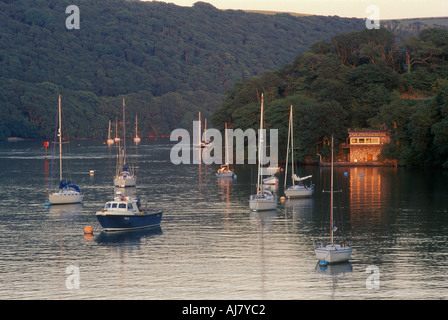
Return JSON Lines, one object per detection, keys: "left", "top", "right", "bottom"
{"left": 291, "top": 105, "right": 295, "bottom": 187}
{"left": 122, "top": 98, "right": 126, "bottom": 166}
{"left": 198, "top": 111, "right": 202, "bottom": 146}
{"left": 330, "top": 134, "right": 334, "bottom": 245}
{"left": 284, "top": 106, "right": 291, "bottom": 188}
{"left": 58, "top": 94, "right": 62, "bottom": 183}
{"left": 257, "top": 94, "right": 264, "bottom": 194}
{"left": 225, "top": 122, "right": 229, "bottom": 166}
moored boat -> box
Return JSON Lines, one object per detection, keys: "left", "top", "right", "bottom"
{"left": 96, "top": 195, "right": 162, "bottom": 231}
{"left": 249, "top": 190, "right": 277, "bottom": 211}
{"left": 284, "top": 105, "right": 314, "bottom": 198}
{"left": 314, "top": 135, "right": 351, "bottom": 264}
{"left": 249, "top": 94, "right": 277, "bottom": 211}
{"left": 216, "top": 123, "right": 236, "bottom": 179}
{"left": 46, "top": 94, "right": 84, "bottom": 206}
{"left": 113, "top": 98, "right": 136, "bottom": 187}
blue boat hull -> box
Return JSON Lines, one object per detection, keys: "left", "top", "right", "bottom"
{"left": 96, "top": 210, "right": 163, "bottom": 232}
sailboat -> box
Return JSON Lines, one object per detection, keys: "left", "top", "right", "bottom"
{"left": 134, "top": 115, "right": 141, "bottom": 145}
{"left": 114, "top": 98, "right": 136, "bottom": 188}
{"left": 216, "top": 122, "right": 236, "bottom": 178}
{"left": 107, "top": 120, "right": 114, "bottom": 146}
{"left": 249, "top": 94, "right": 277, "bottom": 211}
{"left": 203, "top": 117, "right": 211, "bottom": 147}
{"left": 314, "top": 135, "right": 352, "bottom": 264}
{"left": 284, "top": 105, "right": 314, "bottom": 198}
{"left": 196, "top": 111, "right": 210, "bottom": 148}
{"left": 46, "top": 94, "right": 84, "bottom": 205}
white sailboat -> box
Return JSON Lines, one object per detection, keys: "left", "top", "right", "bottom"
{"left": 284, "top": 105, "right": 314, "bottom": 198}
{"left": 134, "top": 114, "right": 141, "bottom": 145}
{"left": 107, "top": 120, "right": 114, "bottom": 146}
{"left": 249, "top": 94, "right": 277, "bottom": 211}
{"left": 47, "top": 94, "right": 84, "bottom": 205}
{"left": 314, "top": 135, "right": 352, "bottom": 264}
{"left": 114, "top": 98, "right": 136, "bottom": 188}
{"left": 216, "top": 122, "right": 236, "bottom": 178}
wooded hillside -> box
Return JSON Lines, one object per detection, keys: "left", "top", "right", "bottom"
{"left": 0, "top": 0, "right": 367, "bottom": 139}
{"left": 211, "top": 27, "right": 448, "bottom": 167}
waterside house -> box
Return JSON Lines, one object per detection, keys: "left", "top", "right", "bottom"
{"left": 341, "top": 129, "right": 391, "bottom": 164}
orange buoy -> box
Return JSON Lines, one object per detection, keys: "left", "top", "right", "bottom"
{"left": 84, "top": 226, "right": 94, "bottom": 235}
{"left": 280, "top": 196, "right": 286, "bottom": 201}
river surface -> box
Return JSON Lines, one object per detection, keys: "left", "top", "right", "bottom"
{"left": 1, "top": 138, "right": 448, "bottom": 300}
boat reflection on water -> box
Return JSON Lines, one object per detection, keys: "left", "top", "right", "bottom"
{"left": 95, "top": 225, "right": 162, "bottom": 245}
{"left": 249, "top": 209, "right": 277, "bottom": 230}
{"left": 282, "top": 198, "right": 314, "bottom": 213}
{"left": 315, "top": 261, "right": 353, "bottom": 300}
{"left": 114, "top": 186, "right": 137, "bottom": 198}
{"left": 315, "top": 261, "right": 352, "bottom": 274}
{"left": 47, "top": 202, "right": 83, "bottom": 215}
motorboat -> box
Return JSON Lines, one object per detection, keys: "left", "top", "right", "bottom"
{"left": 96, "top": 195, "right": 162, "bottom": 231}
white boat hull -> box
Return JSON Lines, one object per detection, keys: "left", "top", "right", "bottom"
{"left": 48, "top": 191, "right": 84, "bottom": 205}
{"left": 314, "top": 245, "right": 352, "bottom": 264}
{"left": 249, "top": 192, "right": 277, "bottom": 211}
{"left": 249, "top": 199, "right": 277, "bottom": 211}
{"left": 285, "top": 185, "right": 314, "bottom": 198}
{"left": 114, "top": 177, "right": 136, "bottom": 188}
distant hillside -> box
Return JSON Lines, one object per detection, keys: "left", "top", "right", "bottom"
{"left": 242, "top": 10, "right": 313, "bottom": 17}
{"left": 0, "top": 0, "right": 369, "bottom": 139}
{"left": 382, "top": 17, "right": 448, "bottom": 39}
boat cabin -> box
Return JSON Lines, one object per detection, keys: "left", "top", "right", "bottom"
{"left": 104, "top": 197, "right": 141, "bottom": 212}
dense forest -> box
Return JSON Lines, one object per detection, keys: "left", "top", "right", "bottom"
{"left": 211, "top": 27, "right": 448, "bottom": 167}
{"left": 0, "top": 0, "right": 368, "bottom": 140}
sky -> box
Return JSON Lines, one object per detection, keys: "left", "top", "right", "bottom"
{"left": 143, "top": 0, "right": 448, "bottom": 20}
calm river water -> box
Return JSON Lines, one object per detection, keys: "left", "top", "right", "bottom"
{"left": 1, "top": 138, "right": 448, "bottom": 300}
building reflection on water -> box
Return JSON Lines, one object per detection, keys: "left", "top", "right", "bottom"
{"left": 347, "top": 167, "right": 394, "bottom": 236}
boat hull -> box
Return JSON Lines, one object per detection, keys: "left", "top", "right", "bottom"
{"left": 113, "top": 177, "right": 136, "bottom": 188}
{"left": 284, "top": 186, "right": 314, "bottom": 198}
{"left": 249, "top": 195, "right": 277, "bottom": 211}
{"left": 48, "top": 192, "right": 84, "bottom": 205}
{"left": 96, "top": 210, "right": 163, "bottom": 231}
{"left": 216, "top": 172, "right": 236, "bottom": 178}
{"left": 314, "top": 245, "right": 352, "bottom": 264}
